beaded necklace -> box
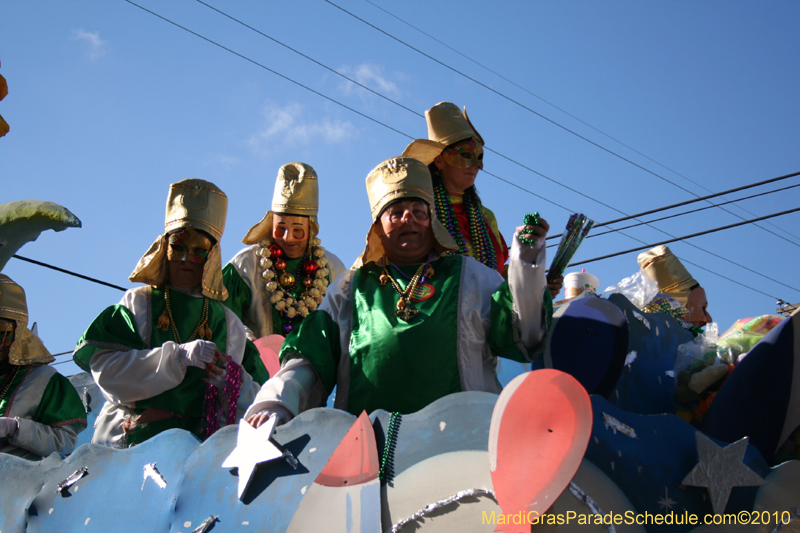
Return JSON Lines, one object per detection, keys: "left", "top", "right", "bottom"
{"left": 380, "top": 258, "right": 426, "bottom": 321}
{"left": 433, "top": 183, "right": 497, "bottom": 270}
{"left": 386, "top": 253, "right": 435, "bottom": 301}
{"left": 0, "top": 365, "right": 23, "bottom": 404}
{"left": 157, "top": 286, "right": 212, "bottom": 343}
{"left": 257, "top": 238, "right": 330, "bottom": 334}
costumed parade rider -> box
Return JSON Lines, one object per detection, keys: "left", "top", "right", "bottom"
{"left": 402, "top": 101, "right": 564, "bottom": 299}
{"left": 245, "top": 156, "right": 553, "bottom": 427}
{"left": 74, "top": 179, "right": 269, "bottom": 448}
{"left": 0, "top": 274, "right": 87, "bottom": 460}
{"left": 637, "top": 245, "right": 720, "bottom": 426}
{"left": 637, "top": 245, "right": 712, "bottom": 335}
{"left": 223, "top": 162, "right": 345, "bottom": 338}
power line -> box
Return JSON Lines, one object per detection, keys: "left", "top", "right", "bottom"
{"left": 189, "top": 0, "right": 611, "bottom": 215}
{"left": 125, "top": 0, "right": 556, "bottom": 208}
{"left": 192, "top": 0, "right": 603, "bottom": 220}
{"left": 335, "top": 0, "right": 800, "bottom": 245}
{"left": 12, "top": 255, "right": 127, "bottom": 292}
{"left": 124, "top": 1, "right": 796, "bottom": 297}
{"left": 593, "top": 171, "right": 800, "bottom": 231}
{"left": 589, "top": 182, "right": 800, "bottom": 239}
{"left": 362, "top": 0, "right": 800, "bottom": 246}
{"left": 569, "top": 206, "right": 800, "bottom": 275}
{"left": 546, "top": 178, "right": 800, "bottom": 245}
{"left": 677, "top": 258, "right": 781, "bottom": 302}
{"left": 124, "top": 0, "right": 413, "bottom": 141}
{"left": 185, "top": 1, "right": 732, "bottom": 242}
{"left": 325, "top": 0, "right": 700, "bottom": 196}
{"left": 194, "top": 0, "right": 424, "bottom": 119}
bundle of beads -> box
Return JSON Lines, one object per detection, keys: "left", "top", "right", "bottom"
{"left": 433, "top": 183, "right": 497, "bottom": 271}
{"left": 256, "top": 237, "right": 330, "bottom": 322}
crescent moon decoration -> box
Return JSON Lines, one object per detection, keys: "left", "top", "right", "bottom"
{"left": 488, "top": 369, "right": 593, "bottom": 533}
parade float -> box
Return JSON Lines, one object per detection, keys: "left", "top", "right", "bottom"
{"left": 1, "top": 200, "right": 797, "bottom": 533}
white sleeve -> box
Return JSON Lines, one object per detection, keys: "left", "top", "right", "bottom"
{"left": 323, "top": 251, "right": 348, "bottom": 285}
{"left": 11, "top": 417, "right": 79, "bottom": 458}
{"left": 243, "top": 358, "right": 325, "bottom": 422}
{"left": 90, "top": 343, "right": 188, "bottom": 405}
{"left": 242, "top": 270, "right": 354, "bottom": 422}
{"left": 508, "top": 228, "right": 548, "bottom": 349}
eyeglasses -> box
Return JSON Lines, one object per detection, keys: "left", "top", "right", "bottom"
{"left": 383, "top": 204, "right": 430, "bottom": 224}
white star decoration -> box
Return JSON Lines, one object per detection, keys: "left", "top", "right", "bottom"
{"left": 657, "top": 487, "right": 676, "bottom": 511}
{"left": 222, "top": 416, "right": 285, "bottom": 500}
{"left": 681, "top": 432, "right": 766, "bottom": 515}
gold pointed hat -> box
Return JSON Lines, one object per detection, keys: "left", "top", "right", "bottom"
{"left": 402, "top": 102, "right": 485, "bottom": 166}
{"left": 130, "top": 179, "right": 229, "bottom": 300}
{"left": 353, "top": 157, "right": 458, "bottom": 268}
{"left": 164, "top": 178, "right": 227, "bottom": 241}
{"left": 637, "top": 245, "right": 698, "bottom": 305}
{"left": 242, "top": 162, "right": 321, "bottom": 249}
{"left": 0, "top": 274, "right": 28, "bottom": 328}
{"left": 0, "top": 275, "right": 54, "bottom": 365}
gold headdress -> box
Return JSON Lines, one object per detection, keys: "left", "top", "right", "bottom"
{"left": 242, "top": 162, "right": 320, "bottom": 251}
{"left": 0, "top": 274, "right": 54, "bottom": 365}
{"left": 402, "top": 102, "right": 485, "bottom": 166}
{"left": 352, "top": 157, "right": 458, "bottom": 268}
{"left": 637, "top": 245, "right": 698, "bottom": 305}
{"left": 0, "top": 274, "right": 28, "bottom": 328}
{"left": 129, "top": 179, "right": 229, "bottom": 300}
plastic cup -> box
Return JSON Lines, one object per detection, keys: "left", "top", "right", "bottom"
{"left": 563, "top": 271, "right": 599, "bottom": 300}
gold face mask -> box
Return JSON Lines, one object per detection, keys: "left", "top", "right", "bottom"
{"left": 166, "top": 228, "right": 213, "bottom": 264}
{"left": 441, "top": 138, "right": 484, "bottom": 169}
{"left": 0, "top": 320, "right": 15, "bottom": 348}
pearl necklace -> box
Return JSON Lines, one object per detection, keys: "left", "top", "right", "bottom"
{"left": 256, "top": 238, "right": 330, "bottom": 330}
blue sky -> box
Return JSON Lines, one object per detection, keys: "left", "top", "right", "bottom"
{"left": 2, "top": 1, "right": 799, "bottom": 375}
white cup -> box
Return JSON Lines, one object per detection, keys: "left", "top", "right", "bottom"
{"left": 563, "top": 271, "right": 599, "bottom": 299}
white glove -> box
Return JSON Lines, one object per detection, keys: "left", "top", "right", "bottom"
{"left": 206, "top": 365, "right": 228, "bottom": 390}
{"left": 177, "top": 339, "right": 217, "bottom": 369}
{"left": 0, "top": 417, "right": 19, "bottom": 439}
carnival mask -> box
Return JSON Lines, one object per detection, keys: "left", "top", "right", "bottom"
{"left": 167, "top": 228, "right": 213, "bottom": 264}
{"left": 0, "top": 320, "right": 15, "bottom": 348}
{"left": 442, "top": 138, "right": 484, "bottom": 170}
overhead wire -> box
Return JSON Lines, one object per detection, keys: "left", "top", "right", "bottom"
{"left": 189, "top": 0, "right": 621, "bottom": 216}
{"left": 12, "top": 255, "right": 127, "bottom": 292}
{"left": 124, "top": 0, "right": 412, "bottom": 141}
{"left": 587, "top": 183, "right": 800, "bottom": 240}
{"left": 119, "top": 0, "right": 795, "bottom": 297}
{"left": 186, "top": 0, "right": 793, "bottom": 252}
{"left": 328, "top": 0, "right": 800, "bottom": 247}
{"left": 590, "top": 171, "right": 800, "bottom": 231}
{"left": 190, "top": 0, "right": 631, "bottom": 218}
{"left": 324, "top": 0, "right": 704, "bottom": 196}
{"left": 545, "top": 171, "right": 800, "bottom": 241}
{"left": 569, "top": 206, "right": 800, "bottom": 271}
{"left": 362, "top": 0, "right": 800, "bottom": 244}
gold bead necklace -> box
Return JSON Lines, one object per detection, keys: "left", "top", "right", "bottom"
{"left": 162, "top": 286, "right": 212, "bottom": 343}
{"left": 381, "top": 259, "right": 426, "bottom": 322}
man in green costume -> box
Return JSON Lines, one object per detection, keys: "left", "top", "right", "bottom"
{"left": 74, "top": 179, "right": 269, "bottom": 448}
{"left": 245, "top": 157, "right": 552, "bottom": 426}
{"left": 0, "top": 274, "right": 87, "bottom": 459}
{"left": 223, "top": 162, "right": 346, "bottom": 338}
